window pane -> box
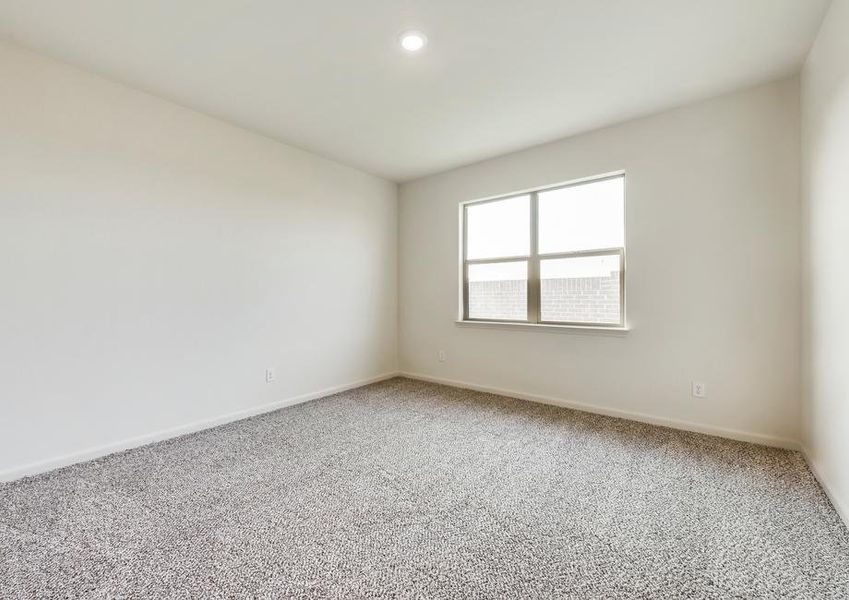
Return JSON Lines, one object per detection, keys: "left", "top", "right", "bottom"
{"left": 466, "top": 195, "right": 530, "bottom": 260}
{"left": 541, "top": 255, "right": 620, "bottom": 324}
{"left": 538, "top": 177, "right": 624, "bottom": 254}
{"left": 468, "top": 261, "right": 527, "bottom": 321}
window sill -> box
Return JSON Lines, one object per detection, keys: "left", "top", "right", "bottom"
{"left": 454, "top": 320, "right": 630, "bottom": 335}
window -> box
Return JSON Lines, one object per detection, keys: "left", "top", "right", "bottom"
{"left": 462, "top": 173, "right": 625, "bottom": 327}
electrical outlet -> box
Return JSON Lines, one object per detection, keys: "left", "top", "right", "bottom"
{"left": 691, "top": 381, "right": 706, "bottom": 398}
{"left": 265, "top": 368, "right": 275, "bottom": 384}
{"left": 438, "top": 350, "right": 446, "bottom": 363}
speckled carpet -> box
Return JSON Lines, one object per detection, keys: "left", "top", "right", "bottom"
{"left": 2, "top": 378, "right": 848, "bottom": 598}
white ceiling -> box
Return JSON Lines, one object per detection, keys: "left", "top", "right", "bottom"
{"left": 0, "top": 0, "right": 831, "bottom": 181}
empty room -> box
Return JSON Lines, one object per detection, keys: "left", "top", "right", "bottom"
{"left": 1, "top": 0, "right": 848, "bottom": 597}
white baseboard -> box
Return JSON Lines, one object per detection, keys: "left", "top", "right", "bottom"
{"left": 400, "top": 371, "right": 800, "bottom": 451}
{"left": 0, "top": 371, "right": 399, "bottom": 483}
{"left": 801, "top": 446, "right": 849, "bottom": 529}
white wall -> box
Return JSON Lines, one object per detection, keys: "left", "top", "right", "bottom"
{"left": 399, "top": 78, "right": 802, "bottom": 447}
{"left": 801, "top": 0, "right": 849, "bottom": 523}
{"left": 0, "top": 41, "right": 398, "bottom": 479}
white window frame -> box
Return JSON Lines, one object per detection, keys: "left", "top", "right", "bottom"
{"left": 461, "top": 172, "right": 626, "bottom": 328}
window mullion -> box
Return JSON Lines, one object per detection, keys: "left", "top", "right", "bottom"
{"left": 462, "top": 204, "right": 469, "bottom": 320}
{"left": 527, "top": 192, "right": 540, "bottom": 323}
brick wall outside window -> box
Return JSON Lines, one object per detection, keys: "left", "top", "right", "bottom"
{"left": 468, "top": 271, "right": 620, "bottom": 323}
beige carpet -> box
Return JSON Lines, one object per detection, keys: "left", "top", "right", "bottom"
{"left": 2, "top": 378, "right": 848, "bottom": 598}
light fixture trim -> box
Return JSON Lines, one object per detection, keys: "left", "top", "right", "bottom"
{"left": 399, "top": 30, "right": 428, "bottom": 53}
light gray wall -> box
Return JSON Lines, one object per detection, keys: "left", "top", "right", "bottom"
{"left": 399, "top": 78, "right": 802, "bottom": 446}
{"left": 0, "top": 41, "right": 398, "bottom": 478}
{"left": 801, "top": 0, "right": 849, "bottom": 524}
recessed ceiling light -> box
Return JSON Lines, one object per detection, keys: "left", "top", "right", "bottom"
{"left": 399, "top": 30, "right": 427, "bottom": 53}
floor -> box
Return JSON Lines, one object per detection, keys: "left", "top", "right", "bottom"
{"left": 2, "top": 378, "right": 848, "bottom": 599}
